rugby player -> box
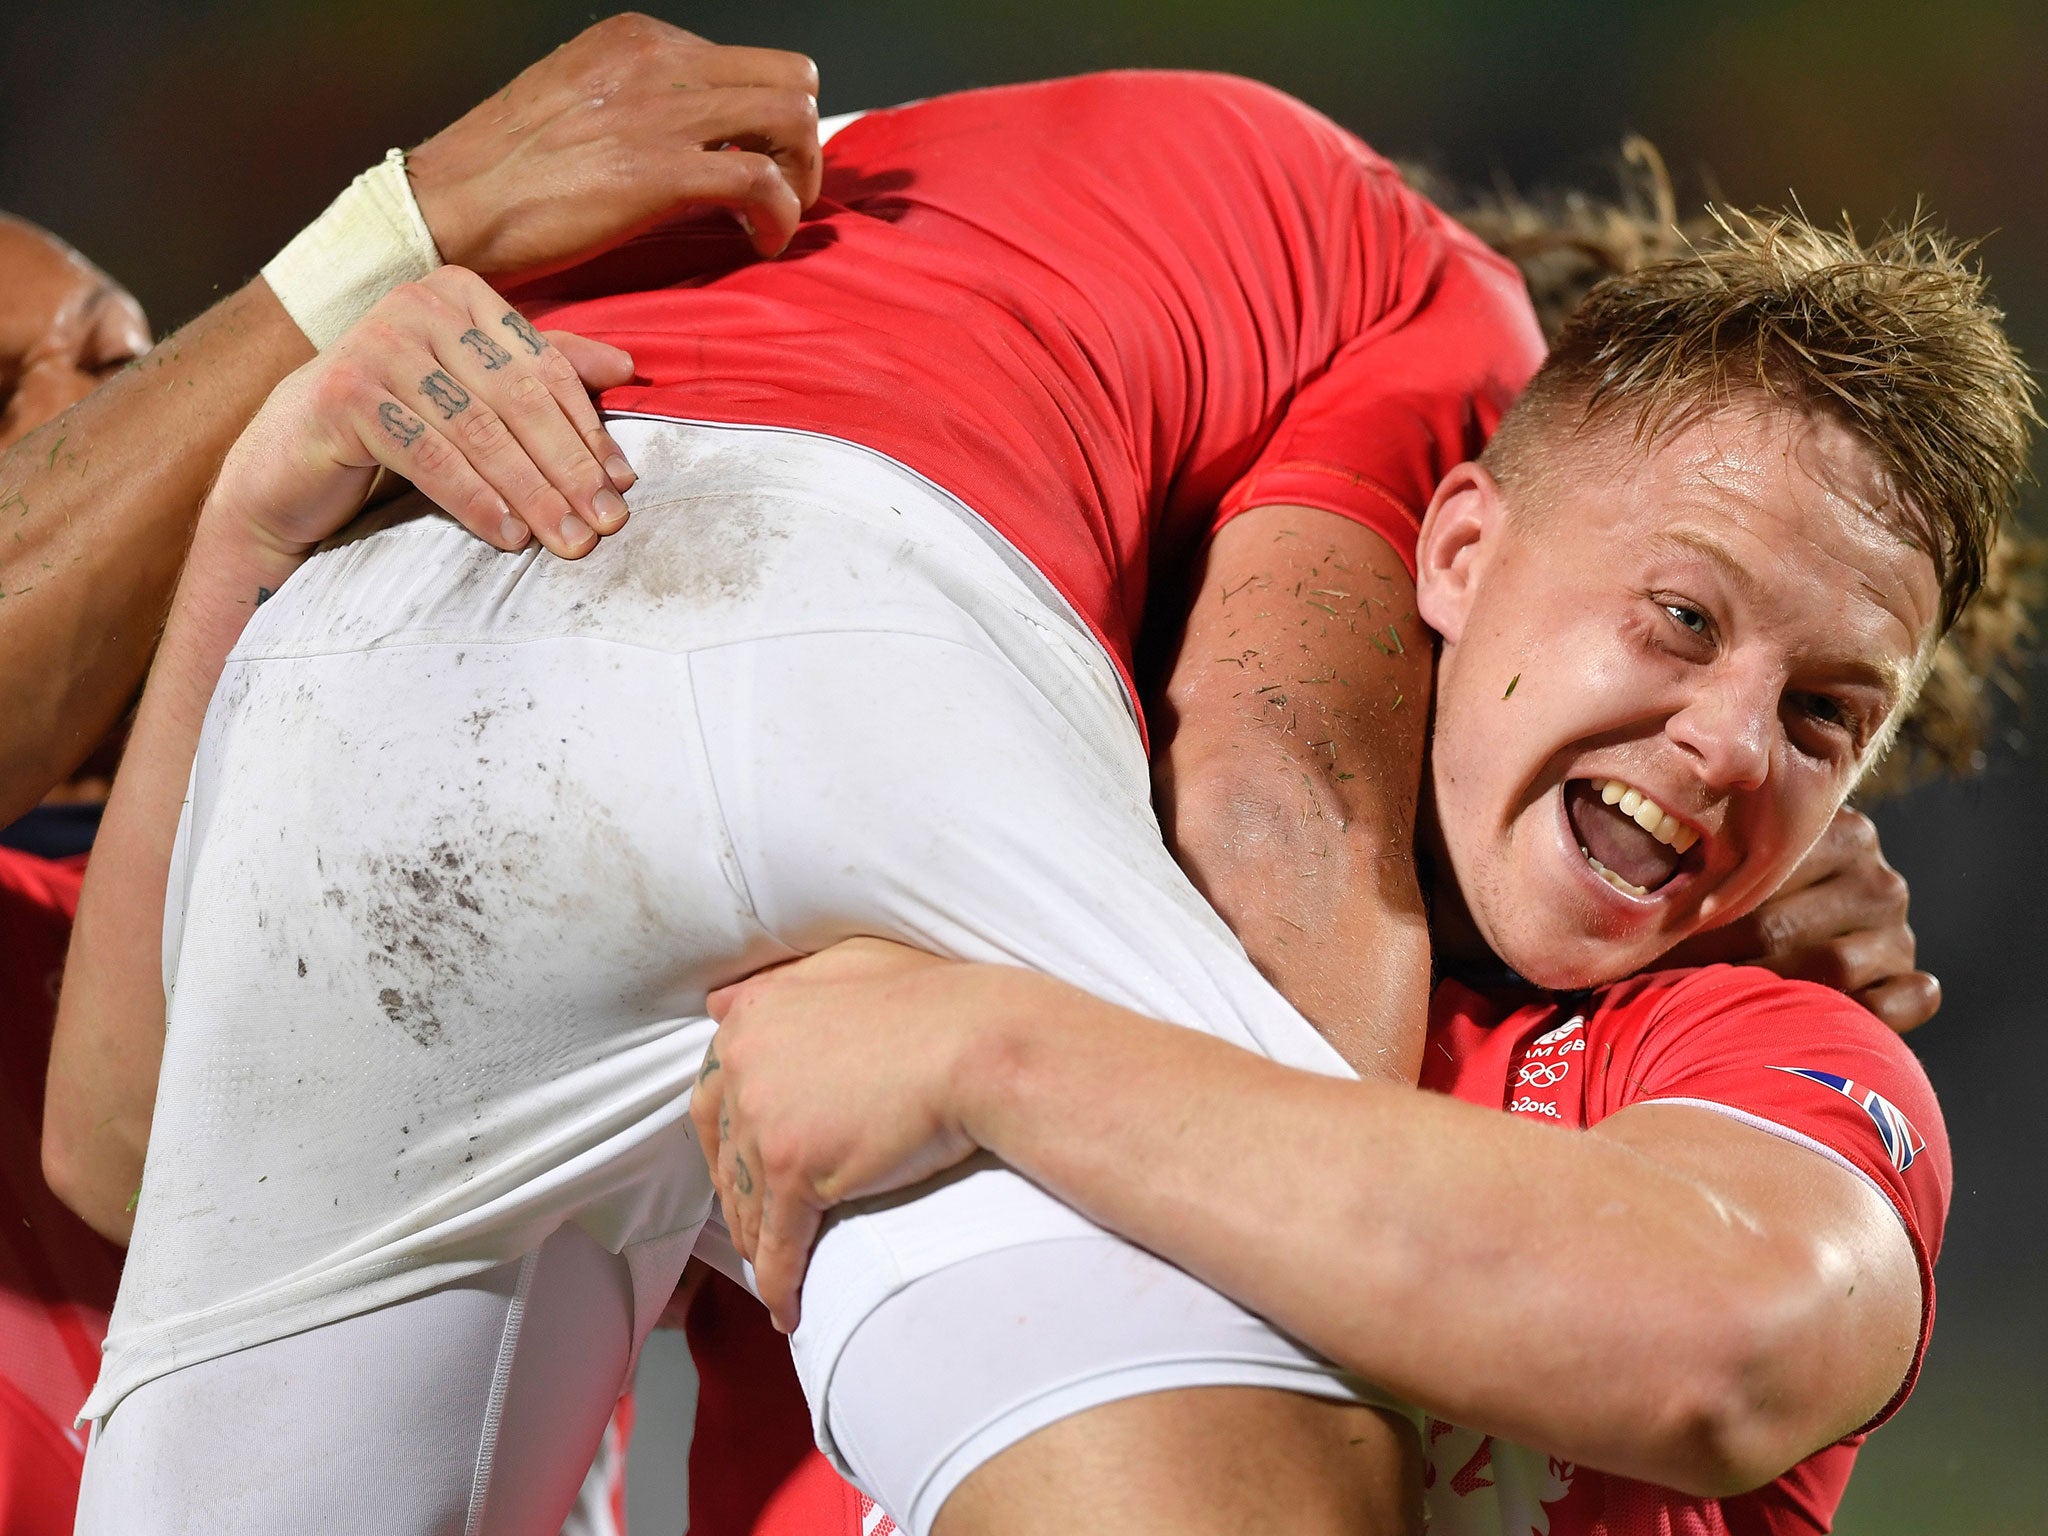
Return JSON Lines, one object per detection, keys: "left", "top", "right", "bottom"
{"left": 3, "top": 19, "right": 822, "bottom": 1531}
{"left": 40, "top": 259, "right": 656, "bottom": 1527}
{"left": 693, "top": 217, "right": 2031, "bottom": 1534}
{"left": 51, "top": 69, "right": 2012, "bottom": 1536}
{"left": 67, "top": 71, "right": 1508, "bottom": 1533}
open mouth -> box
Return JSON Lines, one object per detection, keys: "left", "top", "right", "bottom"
{"left": 1563, "top": 778, "right": 1700, "bottom": 899}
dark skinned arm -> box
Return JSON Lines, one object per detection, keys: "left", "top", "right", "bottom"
{"left": 0, "top": 288, "right": 309, "bottom": 824}
{"left": 1666, "top": 805, "right": 1940, "bottom": 1031}
{"left": 0, "top": 14, "right": 822, "bottom": 825}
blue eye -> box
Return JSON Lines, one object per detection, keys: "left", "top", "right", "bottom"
{"left": 1664, "top": 603, "right": 1710, "bottom": 636}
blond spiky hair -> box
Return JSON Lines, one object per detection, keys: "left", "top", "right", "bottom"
{"left": 1403, "top": 138, "right": 1701, "bottom": 341}
{"left": 1433, "top": 151, "right": 2042, "bottom": 787}
{"left": 1491, "top": 205, "right": 2037, "bottom": 632}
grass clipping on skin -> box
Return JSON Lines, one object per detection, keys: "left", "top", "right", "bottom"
{"left": 1406, "top": 139, "right": 2043, "bottom": 796}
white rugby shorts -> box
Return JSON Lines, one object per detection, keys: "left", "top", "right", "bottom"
{"left": 81, "top": 419, "right": 1386, "bottom": 1532}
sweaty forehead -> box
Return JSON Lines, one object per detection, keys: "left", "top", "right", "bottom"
{"left": 1527, "top": 401, "right": 1942, "bottom": 654}
{"left": 1663, "top": 406, "right": 1894, "bottom": 522}
{"left": 1558, "top": 403, "right": 1916, "bottom": 556}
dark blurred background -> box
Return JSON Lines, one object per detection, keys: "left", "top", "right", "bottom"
{"left": 4, "top": 2, "right": 2041, "bottom": 1530}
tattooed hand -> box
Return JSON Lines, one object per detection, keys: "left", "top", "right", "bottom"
{"left": 408, "top": 14, "right": 822, "bottom": 276}
{"left": 214, "top": 266, "right": 635, "bottom": 560}
{"left": 693, "top": 939, "right": 983, "bottom": 1333}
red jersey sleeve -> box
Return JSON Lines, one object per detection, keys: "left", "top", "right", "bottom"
{"left": 1604, "top": 965, "right": 1952, "bottom": 1429}
{"left": 1213, "top": 182, "right": 1544, "bottom": 571}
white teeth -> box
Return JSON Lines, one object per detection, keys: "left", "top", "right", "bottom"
{"left": 1582, "top": 852, "right": 1650, "bottom": 898}
{"left": 1591, "top": 778, "right": 1698, "bottom": 854}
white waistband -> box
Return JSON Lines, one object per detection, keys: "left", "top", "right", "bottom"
{"left": 600, "top": 414, "right": 1138, "bottom": 731}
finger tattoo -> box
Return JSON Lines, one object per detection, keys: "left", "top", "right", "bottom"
{"left": 459, "top": 328, "right": 514, "bottom": 370}
{"left": 418, "top": 370, "right": 472, "bottom": 420}
{"left": 500, "top": 311, "right": 547, "bottom": 356}
{"left": 733, "top": 1154, "right": 755, "bottom": 1196}
{"left": 378, "top": 401, "right": 426, "bottom": 447}
{"left": 698, "top": 1046, "right": 722, "bottom": 1084}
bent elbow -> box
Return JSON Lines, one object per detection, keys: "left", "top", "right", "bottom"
{"left": 1647, "top": 1283, "right": 1839, "bottom": 1497}
{"left": 1157, "top": 752, "right": 1294, "bottom": 862}
{"left": 1651, "top": 1391, "right": 1794, "bottom": 1500}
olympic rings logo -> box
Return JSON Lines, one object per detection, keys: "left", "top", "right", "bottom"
{"left": 1516, "top": 1060, "right": 1571, "bottom": 1088}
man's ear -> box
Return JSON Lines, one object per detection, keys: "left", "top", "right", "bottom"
{"left": 1415, "top": 461, "right": 1504, "bottom": 647}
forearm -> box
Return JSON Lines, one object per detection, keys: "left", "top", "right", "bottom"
{"left": 43, "top": 501, "right": 306, "bottom": 1241}
{"left": 1155, "top": 507, "right": 1433, "bottom": 1079}
{"left": 1160, "top": 742, "right": 1430, "bottom": 1081}
{"left": 0, "top": 280, "right": 309, "bottom": 821}
{"left": 953, "top": 978, "right": 1863, "bottom": 1492}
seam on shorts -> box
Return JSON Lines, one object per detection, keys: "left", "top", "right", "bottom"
{"left": 466, "top": 1249, "right": 539, "bottom": 1536}
{"left": 679, "top": 649, "right": 769, "bottom": 932}
{"left": 602, "top": 412, "right": 1118, "bottom": 683}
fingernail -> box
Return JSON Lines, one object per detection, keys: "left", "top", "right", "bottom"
{"left": 498, "top": 512, "right": 530, "bottom": 549}
{"left": 593, "top": 487, "right": 628, "bottom": 530}
{"left": 559, "top": 512, "right": 592, "bottom": 551}
{"left": 605, "top": 453, "right": 635, "bottom": 489}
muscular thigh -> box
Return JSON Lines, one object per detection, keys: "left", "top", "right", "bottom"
{"left": 818, "top": 1221, "right": 1410, "bottom": 1535}
{"left": 941, "top": 1390, "right": 1421, "bottom": 1536}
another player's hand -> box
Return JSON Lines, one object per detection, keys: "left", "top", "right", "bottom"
{"left": 1662, "top": 806, "right": 1938, "bottom": 1033}
{"left": 409, "top": 14, "right": 822, "bottom": 276}
{"left": 694, "top": 939, "right": 980, "bottom": 1333}
{"left": 213, "top": 266, "right": 635, "bottom": 561}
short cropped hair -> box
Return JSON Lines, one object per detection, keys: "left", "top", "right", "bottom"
{"left": 1421, "top": 151, "right": 2041, "bottom": 786}
{"left": 1481, "top": 207, "right": 2038, "bottom": 633}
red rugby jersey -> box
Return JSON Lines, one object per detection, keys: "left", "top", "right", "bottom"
{"left": 0, "top": 848, "right": 120, "bottom": 1535}
{"left": 520, "top": 71, "right": 1545, "bottom": 704}
{"left": 1415, "top": 964, "right": 1949, "bottom": 1536}
{"left": 686, "top": 964, "right": 1948, "bottom": 1536}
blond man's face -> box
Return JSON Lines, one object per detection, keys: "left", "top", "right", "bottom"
{"left": 1417, "top": 403, "right": 1941, "bottom": 989}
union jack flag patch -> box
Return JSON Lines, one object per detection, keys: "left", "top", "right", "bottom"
{"left": 1769, "top": 1067, "right": 1926, "bottom": 1172}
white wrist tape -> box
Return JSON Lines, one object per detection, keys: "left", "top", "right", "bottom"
{"left": 262, "top": 149, "right": 443, "bottom": 350}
